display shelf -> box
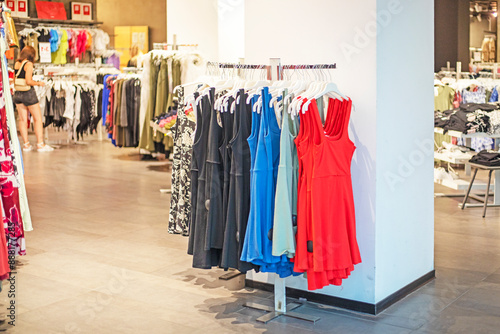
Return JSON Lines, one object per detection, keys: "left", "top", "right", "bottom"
{"left": 434, "top": 177, "right": 494, "bottom": 191}
{"left": 150, "top": 121, "right": 172, "bottom": 137}
{"left": 434, "top": 151, "right": 473, "bottom": 164}
{"left": 434, "top": 127, "right": 500, "bottom": 139}
{"left": 14, "top": 17, "right": 103, "bottom": 25}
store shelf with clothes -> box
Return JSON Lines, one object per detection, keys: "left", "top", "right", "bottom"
{"left": 434, "top": 74, "right": 500, "bottom": 151}
{"left": 137, "top": 50, "right": 205, "bottom": 157}
{"left": 17, "top": 25, "right": 110, "bottom": 65}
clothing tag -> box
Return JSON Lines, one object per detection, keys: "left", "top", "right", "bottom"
{"left": 39, "top": 42, "right": 51, "bottom": 63}
{"left": 307, "top": 240, "right": 313, "bottom": 253}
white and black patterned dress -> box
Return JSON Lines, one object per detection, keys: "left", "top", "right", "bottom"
{"left": 168, "top": 89, "right": 196, "bottom": 235}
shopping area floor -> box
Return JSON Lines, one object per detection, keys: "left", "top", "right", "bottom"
{"left": 5, "top": 133, "right": 500, "bottom": 333}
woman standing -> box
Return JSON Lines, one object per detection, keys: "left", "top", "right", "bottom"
{"left": 13, "top": 46, "right": 53, "bottom": 152}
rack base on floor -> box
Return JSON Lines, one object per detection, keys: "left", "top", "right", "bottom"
{"left": 244, "top": 301, "right": 320, "bottom": 324}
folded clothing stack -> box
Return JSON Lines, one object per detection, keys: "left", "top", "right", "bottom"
{"left": 469, "top": 150, "right": 500, "bottom": 166}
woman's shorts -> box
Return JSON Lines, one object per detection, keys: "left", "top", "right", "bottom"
{"left": 13, "top": 88, "right": 39, "bottom": 107}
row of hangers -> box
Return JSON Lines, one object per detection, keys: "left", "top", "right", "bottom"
{"left": 176, "top": 64, "right": 348, "bottom": 120}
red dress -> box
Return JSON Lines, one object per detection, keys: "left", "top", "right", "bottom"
{"left": 295, "top": 97, "right": 361, "bottom": 290}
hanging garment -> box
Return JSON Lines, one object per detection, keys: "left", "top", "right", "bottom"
{"left": 153, "top": 58, "right": 169, "bottom": 145}
{"left": 272, "top": 90, "right": 300, "bottom": 258}
{"left": 0, "top": 40, "right": 33, "bottom": 232}
{"left": 52, "top": 29, "right": 68, "bottom": 65}
{"left": 18, "top": 29, "right": 40, "bottom": 61}
{"left": 219, "top": 97, "right": 235, "bottom": 244}
{"left": 168, "top": 92, "right": 196, "bottom": 235}
{"left": 294, "top": 98, "right": 362, "bottom": 290}
{"left": 434, "top": 85, "right": 455, "bottom": 111}
{"left": 139, "top": 55, "right": 160, "bottom": 152}
{"left": 93, "top": 29, "right": 110, "bottom": 56}
{"left": 77, "top": 30, "right": 88, "bottom": 59}
{"left": 0, "top": 100, "right": 26, "bottom": 257}
{"left": 220, "top": 91, "right": 257, "bottom": 273}
{"left": 241, "top": 87, "right": 297, "bottom": 278}
{"left": 188, "top": 89, "right": 222, "bottom": 268}
{"left": 203, "top": 95, "right": 228, "bottom": 251}
{"left": 0, "top": 201, "right": 10, "bottom": 280}
{"left": 49, "top": 29, "right": 60, "bottom": 52}
{"left": 138, "top": 54, "right": 151, "bottom": 140}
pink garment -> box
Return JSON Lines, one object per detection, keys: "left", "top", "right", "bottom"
{"left": 77, "top": 30, "right": 88, "bottom": 59}
{"left": 67, "top": 29, "right": 77, "bottom": 60}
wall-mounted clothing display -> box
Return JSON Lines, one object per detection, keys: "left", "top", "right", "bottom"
{"left": 18, "top": 27, "right": 110, "bottom": 65}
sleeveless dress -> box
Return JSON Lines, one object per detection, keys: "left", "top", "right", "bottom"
{"left": 294, "top": 97, "right": 361, "bottom": 290}
{"left": 219, "top": 97, "right": 235, "bottom": 248}
{"left": 204, "top": 92, "right": 226, "bottom": 251}
{"left": 241, "top": 88, "right": 296, "bottom": 278}
{"left": 187, "top": 96, "right": 203, "bottom": 256}
{"left": 221, "top": 90, "right": 257, "bottom": 273}
{"left": 273, "top": 90, "right": 299, "bottom": 258}
{"left": 310, "top": 98, "right": 361, "bottom": 274}
{"left": 168, "top": 92, "right": 196, "bottom": 235}
{"left": 188, "top": 89, "right": 221, "bottom": 268}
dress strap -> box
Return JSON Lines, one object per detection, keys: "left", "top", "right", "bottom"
{"left": 340, "top": 98, "right": 353, "bottom": 139}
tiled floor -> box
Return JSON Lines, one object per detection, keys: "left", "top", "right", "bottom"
{"left": 3, "top": 133, "right": 500, "bottom": 333}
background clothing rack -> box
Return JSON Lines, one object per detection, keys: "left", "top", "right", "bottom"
{"left": 154, "top": 34, "right": 199, "bottom": 51}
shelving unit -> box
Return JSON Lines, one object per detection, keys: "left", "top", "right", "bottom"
{"left": 434, "top": 127, "right": 499, "bottom": 204}
{"left": 13, "top": 17, "right": 103, "bottom": 25}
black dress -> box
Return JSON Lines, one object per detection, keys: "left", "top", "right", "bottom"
{"left": 188, "top": 89, "right": 221, "bottom": 268}
{"left": 218, "top": 97, "right": 235, "bottom": 252}
{"left": 221, "top": 90, "right": 256, "bottom": 273}
{"left": 204, "top": 92, "right": 226, "bottom": 251}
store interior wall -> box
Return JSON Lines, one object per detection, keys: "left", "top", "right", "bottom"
{"left": 374, "top": 0, "right": 434, "bottom": 303}
{"left": 166, "top": 0, "right": 219, "bottom": 61}
{"left": 166, "top": 0, "right": 435, "bottom": 306}
{"left": 435, "top": 0, "right": 470, "bottom": 71}
{"left": 470, "top": 17, "right": 497, "bottom": 49}
{"left": 26, "top": 0, "right": 97, "bottom": 21}
{"left": 218, "top": 0, "right": 245, "bottom": 63}
{"left": 96, "top": 0, "right": 166, "bottom": 50}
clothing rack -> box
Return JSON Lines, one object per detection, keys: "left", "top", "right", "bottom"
{"left": 235, "top": 57, "right": 331, "bottom": 324}
{"left": 153, "top": 43, "right": 199, "bottom": 50}
{"left": 35, "top": 24, "right": 98, "bottom": 29}
{"left": 154, "top": 34, "right": 199, "bottom": 51}
{"left": 171, "top": 58, "right": 340, "bottom": 323}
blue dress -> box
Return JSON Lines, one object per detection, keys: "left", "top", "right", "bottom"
{"left": 241, "top": 87, "right": 297, "bottom": 278}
